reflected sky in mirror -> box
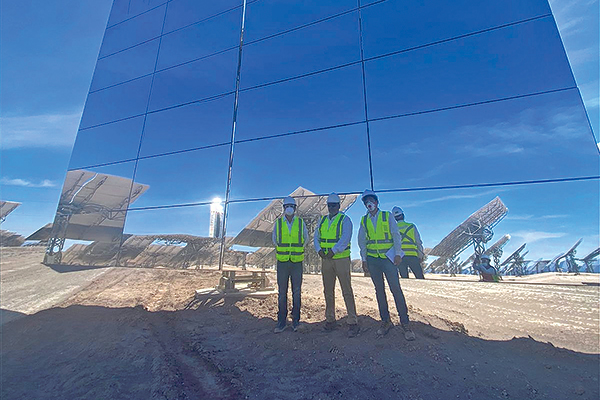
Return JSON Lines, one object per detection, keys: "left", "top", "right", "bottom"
{"left": 369, "top": 89, "right": 597, "bottom": 190}
{"left": 69, "top": 116, "right": 144, "bottom": 169}
{"left": 100, "top": 4, "right": 166, "bottom": 58}
{"left": 231, "top": 124, "right": 371, "bottom": 200}
{"left": 132, "top": 147, "right": 229, "bottom": 208}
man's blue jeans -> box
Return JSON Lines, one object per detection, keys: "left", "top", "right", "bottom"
{"left": 276, "top": 261, "right": 303, "bottom": 326}
{"left": 366, "top": 256, "right": 410, "bottom": 325}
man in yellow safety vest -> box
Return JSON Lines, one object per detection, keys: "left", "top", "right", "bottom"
{"left": 272, "top": 196, "right": 308, "bottom": 333}
{"left": 358, "top": 190, "right": 416, "bottom": 340}
{"left": 392, "top": 206, "right": 425, "bottom": 279}
{"left": 314, "top": 193, "right": 359, "bottom": 337}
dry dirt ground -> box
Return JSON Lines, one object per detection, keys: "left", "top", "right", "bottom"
{"left": 1, "top": 248, "right": 599, "bottom": 400}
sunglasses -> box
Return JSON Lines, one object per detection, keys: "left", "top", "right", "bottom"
{"left": 327, "top": 203, "right": 340, "bottom": 208}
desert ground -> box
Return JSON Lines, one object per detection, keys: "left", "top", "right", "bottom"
{"left": 1, "top": 247, "right": 598, "bottom": 399}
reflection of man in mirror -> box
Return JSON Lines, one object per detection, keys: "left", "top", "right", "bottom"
{"left": 272, "top": 196, "right": 308, "bottom": 333}
{"left": 314, "top": 193, "right": 359, "bottom": 337}
{"left": 392, "top": 206, "right": 425, "bottom": 279}
{"left": 473, "top": 254, "right": 500, "bottom": 282}
{"left": 358, "top": 189, "right": 415, "bottom": 340}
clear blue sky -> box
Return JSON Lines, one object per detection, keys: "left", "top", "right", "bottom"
{"left": 1, "top": 0, "right": 598, "bottom": 262}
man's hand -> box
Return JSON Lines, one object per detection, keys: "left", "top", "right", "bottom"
{"left": 362, "top": 261, "right": 369, "bottom": 273}
{"left": 393, "top": 255, "right": 402, "bottom": 266}
{"left": 318, "top": 249, "right": 327, "bottom": 258}
{"left": 326, "top": 249, "right": 335, "bottom": 259}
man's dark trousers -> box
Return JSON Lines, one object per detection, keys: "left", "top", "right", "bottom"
{"left": 276, "top": 260, "right": 303, "bottom": 327}
{"left": 366, "top": 256, "right": 410, "bottom": 325}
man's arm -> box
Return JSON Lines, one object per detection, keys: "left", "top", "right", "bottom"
{"left": 313, "top": 221, "right": 321, "bottom": 252}
{"left": 302, "top": 220, "right": 309, "bottom": 246}
{"left": 358, "top": 218, "right": 368, "bottom": 261}
{"left": 272, "top": 222, "right": 278, "bottom": 247}
{"left": 331, "top": 216, "right": 353, "bottom": 255}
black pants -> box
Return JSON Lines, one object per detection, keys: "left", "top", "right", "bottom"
{"left": 276, "top": 260, "right": 303, "bottom": 326}
{"left": 398, "top": 255, "right": 425, "bottom": 279}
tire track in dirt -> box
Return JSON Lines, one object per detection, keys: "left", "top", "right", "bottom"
{"left": 146, "top": 312, "right": 243, "bottom": 400}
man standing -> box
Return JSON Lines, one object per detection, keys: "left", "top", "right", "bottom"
{"left": 358, "top": 190, "right": 416, "bottom": 340}
{"left": 314, "top": 193, "right": 359, "bottom": 337}
{"left": 392, "top": 206, "right": 425, "bottom": 279}
{"left": 272, "top": 196, "right": 308, "bottom": 333}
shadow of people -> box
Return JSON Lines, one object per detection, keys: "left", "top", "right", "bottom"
{"left": 1, "top": 301, "right": 598, "bottom": 400}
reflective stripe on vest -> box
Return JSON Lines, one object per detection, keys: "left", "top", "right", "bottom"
{"left": 319, "top": 213, "right": 350, "bottom": 259}
{"left": 397, "top": 221, "right": 418, "bottom": 257}
{"left": 276, "top": 216, "right": 305, "bottom": 262}
{"left": 361, "top": 211, "right": 393, "bottom": 259}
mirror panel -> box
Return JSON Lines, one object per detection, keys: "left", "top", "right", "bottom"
{"left": 231, "top": 124, "right": 371, "bottom": 200}
{"left": 69, "top": 116, "right": 145, "bottom": 169}
{"left": 141, "top": 95, "right": 234, "bottom": 157}
{"left": 90, "top": 39, "right": 159, "bottom": 92}
{"left": 100, "top": 4, "right": 166, "bottom": 58}
{"left": 131, "top": 147, "right": 230, "bottom": 209}
{"left": 365, "top": 18, "right": 574, "bottom": 120}
{"left": 80, "top": 75, "right": 152, "bottom": 129}
{"left": 164, "top": 0, "right": 242, "bottom": 33}
{"left": 236, "top": 65, "right": 365, "bottom": 141}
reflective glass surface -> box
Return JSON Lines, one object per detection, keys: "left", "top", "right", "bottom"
{"left": 231, "top": 124, "right": 371, "bottom": 200}
{"left": 106, "top": 0, "right": 132, "bottom": 27}
{"left": 157, "top": 8, "right": 241, "bottom": 71}
{"left": 132, "top": 147, "right": 229, "bottom": 208}
{"left": 244, "top": 0, "right": 355, "bottom": 42}
{"left": 369, "top": 89, "right": 598, "bottom": 190}
{"left": 241, "top": 11, "right": 360, "bottom": 88}
{"left": 80, "top": 75, "right": 152, "bottom": 129}
{"left": 124, "top": 205, "right": 211, "bottom": 237}
{"left": 107, "top": 0, "right": 166, "bottom": 27}
{"left": 69, "top": 116, "right": 144, "bottom": 169}
{"left": 360, "top": 0, "right": 551, "bottom": 59}
{"left": 121, "top": 205, "right": 234, "bottom": 269}
{"left": 90, "top": 39, "right": 159, "bottom": 91}
{"left": 141, "top": 95, "right": 234, "bottom": 157}
{"left": 52, "top": 161, "right": 139, "bottom": 266}
{"left": 365, "top": 18, "right": 574, "bottom": 120}
{"left": 164, "top": 0, "right": 242, "bottom": 33}
{"left": 100, "top": 4, "right": 166, "bottom": 58}
{"left": 49, "top": 0, "right": 598, "bottom": 269}
{"left": 236, "top": 65, "right": 365, "bottom": 140}
{"left": 149, "top": 51, "right": 237, "bottom": 112}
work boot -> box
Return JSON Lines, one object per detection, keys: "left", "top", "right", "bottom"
{"left": 274, "top": 323, "right": 286, "bottom": 334}
{"left": 402, "top": 323, "right": 416, "bottom": 341}
{"left": 323, "top": 321, "right": 337, "bottom": 331}
{"left": 376, "top": 320, "right": 393, "bottom": 336}
{"left": 292, "top": 321, "right": 300, "bottom": 332}
{"left": 348, "top": 324, "right": 360, "bottom": 338}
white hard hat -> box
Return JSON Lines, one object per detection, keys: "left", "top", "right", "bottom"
{"left": 361, "top": 189, "right": 378, "bottom": 202}
{"left": 327, "top": 193, "right": 340, "bottom": 204}
{"left": 283, "top": 196, "right": 296, "bottom": 206}
{"left": 392, "top": 206, "right": 404, "bottom": 217}
{"left": 481, "top": 254, "right": 491, "bottom": 260}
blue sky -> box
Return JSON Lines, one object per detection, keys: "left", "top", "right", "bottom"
{"left": 0, "top": 0, "right": 598, "bottom": 263}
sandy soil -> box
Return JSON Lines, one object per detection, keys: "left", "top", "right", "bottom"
{"left": 1, "top": 248, "right": 598, "bottom": 399}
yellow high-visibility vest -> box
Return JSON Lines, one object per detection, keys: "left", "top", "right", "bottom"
{"left": 397, "top": 221, "right": 418, "bottom": 257}
{"left": 275, "top": 216, "right": 305, "bottom": 263}
{"left": 361, "top": 211, "right": 393, "bottom": 259}
{"left": 319, "top": 213, "right": 350, "bottom": 259}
